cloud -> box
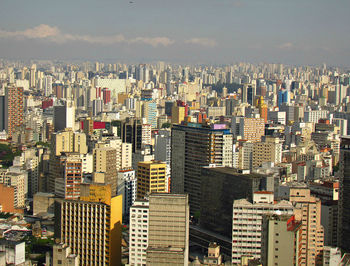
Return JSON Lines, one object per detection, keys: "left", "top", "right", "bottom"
{"left": 277, "top": 42, "right": 294, "bottom": 50}
{"left": 0, "top": 24, "right": 174, "bottom": 47}
{"left": 185, "top": 38, "right": 218, "bottom": 47}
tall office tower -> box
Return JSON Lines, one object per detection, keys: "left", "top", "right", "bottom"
{"left": 116, "top": 118, "right": 143, "bottom": 153}
{"left": 141, "top": 124, "right": 152, "bottom": 146}
{"left": 252, "top": 137, "right": 282, "bottom": 168}
{"left": 117, "top": 169, "right": 136, "bottom": 220}
{"left": 92, "top": 98, "right": 103, "bottom": 116}
{"left": 129, "top": 200, "right": 149, "bottom": 266}
{"left": 147, "top": 194, "right": 189, "bottom": 266}
{"left": 171, "top": 105, "right": 186, "bottom": 124}
{"left": 257, "top": 96, "right": 268, "bottom": 123}
{"left": 93, "top": 147, "right": 118, "bottom": 196}
{"left": 53, "top": 101, "right": 76, "bottom": 131}
{"left": 261, "top": 215, "right": 302, "bottom": 266}
{"left": 0, "top": 87, "right": 24, "bottom": 138}
{"left": 44, "top": 75, "right": 53, "bottom": 96}
{"left": 289, "top": 187, "right": 324, "bottom": 265}
{"left": 55, "top": 184, "right": 122, "bottom": 266}
{"left": 137, "top": 161, "right": 166, "bottom": 199}
{"left": 171, "top": 123, "right": 233, "bottom": 213}
{"left": 242, "top": 84, "right": 255, "bottom": 105}
{"left": 142, "top": 101, "right": 157, "bottom": 129}
{"left": 195, "top": 167, "right": 271, "bottom": 255}
{"left": 231, "top": 192, "right": 294, "bottom": 264}
{"left": 309, "top": 181, "right": 339, "bottom": 247}
{"left": 231, "top": 117, "right": 265, "bottom": 143}
{"left": 154, "top": 129, "right": 171, "bottom": 165}
{"left": 333, "top": 118, "right": 348, "bottom": 136}
{"left": 54, "top": 153, "right": 82, "bottom": 200}
{"left": 338, "top": 136, "right": 350, "bottom": 252}
{"left": 51, "top": 129, "right": 87, "bottom": 156}
{"left": 30, "top": 64, "right": 36, "bottom": 88}
{"left": 115, "top": 140, "right": 132, "bottom": 171}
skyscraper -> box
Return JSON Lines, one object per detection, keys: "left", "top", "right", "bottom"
{"left": 338, "top": 136, "right": 350, "bottom": 252}
{"left": 55, "top": 184, "right": 122, "bottom": 265}
{"left": 0, "top": 87, "right": 24, "bottom": 138}
{"left": 146, "top": 194, "right": 189, "bottom": 266}
{"left": 171, "top": 123, "right": 233, "bottom": 213}
{"left": 137, "top": 161, "right": 166, "bottom": 199}
{"left": 53, "top": 101, "right": 75, "bottom": 131}
{"left": 289, "top": 187, "right": 324, "bottom": 265}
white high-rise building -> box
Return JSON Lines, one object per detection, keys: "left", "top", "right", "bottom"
{"left": 117, "top": 169, "right": 136, "bottom": 219}
{"left": 53, "top": 101, "right": 75, "bottom": 131}
{"left": 231, "top": 192, "right": 294, "bottom": 264}
{"left": 44, "top": 75, "right": 53, "bottom": 96}
{"left": 129, "top": 200, "right": 149, "bottom": 266}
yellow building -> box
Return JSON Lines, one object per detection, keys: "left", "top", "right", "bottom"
{"left": 171, "top": 105, "right": 185, "bottom": 124}
{"left": 56, "top": 184, "right": 123, "bottom": 266}
{"left": 51, "top": 128, "right": 87, "bottom": 156}
{"left": 137, "top": 161, "right": 166, "bottom": 199}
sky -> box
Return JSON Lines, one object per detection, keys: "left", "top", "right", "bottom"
{"left": 0, "top": 0, "right": 349, "bottom": 66}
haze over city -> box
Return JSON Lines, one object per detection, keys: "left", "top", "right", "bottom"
{"left": 0, "top": 0, "right": 349, "bottom": 65}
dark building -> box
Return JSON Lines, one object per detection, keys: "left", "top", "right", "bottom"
{"left": 113, "top": 118, "right": 142, "bottom": 153}
{"left": 338, "top": 137, "right": 350, "bottom": 251}
{"left": 199, "top": 167, "right": 269, "bottom": 238}
{"left": 171, "top": 123, "right": 233, "bottom": 214}
{"left": 165, "top": 101, "right": 174, "bottom": 117}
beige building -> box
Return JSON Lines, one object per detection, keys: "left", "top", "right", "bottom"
{"left": 261, "top": 215, "right": 302, "bottom": 266}
{"left": 252, "top": 138, "right": 282, "bottom": 168}
{"left": 93, "top": 147, "right": 117, "bottom": 196}
{"left": 147, "top": 194, "right": 189, "bottom": 266}
{"left": 290, "top": 187, "right": 324, "bottom": 265}
{"left": 52, "top": 243, "right": 79, "bottom": 266}
{"left": 51, "top": 129, "right": 87, "bottom": 156}
{"left": 0, "top": 169, "right": 26, "bottom": 208}
{"left": 137, "top": 161, "right": 166, "bottom": 199}
{"left": 232, "top": 117, "right": 265, "bottom": 143}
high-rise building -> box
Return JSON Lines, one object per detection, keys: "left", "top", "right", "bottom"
{"left": 261, "top": 215, "right": 302, "bottom": 266}
{"left": 93, "top": 147, "right": 118, "bottom": 196}
{"left": 115, "top": 118, "right": 142, "bottom": 153}
{"left": 171, "top": 123, "right": 233, "bottom": 213}
{"left": 137, "top": 161, "right": 166, "bottom": 199}
{"left": 117, "top": 169, "right": 136, "bottom": 220}
{"left": 231, "top": 117, "right": 265, "bottom": 143}
{"left": 129, "top": 200, "right": 149, "bottom": 266}
{"left": 252, "top": 137, "right": 282, "bottom": 168}
{"left": 171, "top": 105, "right": 185, "bottom": 124}
{"left": 30, "top": 64, "right": 36, "bottom": 88}
{"left": 0, "top": 87, "right": 24, "bottom": 138}
{"left": 146, "top": 194, "right": 189, "bottom": 266}
{"left": 338, "top": 136, "right": 350, "bottom": 252}
{"left": 289, "top": 187, "right": 324, "bottom": 265}
{"left": 51, "top": 129, "right": 87, "bottom": 156}
{"left": 54, "top": 154, "right": 82, "bottom": 200}
{"left": 55, "top": 184, "right": 122, "bottom": 266}
{"left": 53, "top": 101, "right": 75, "bottom": 131}
{"left": 199, "top": 167, "right": 273, "bottom": 238}
{"left": 0, "top": 169, "right": 26, "bottom": 209}
{"left": 231, "top": 192, "right": 294, "bottom": 264}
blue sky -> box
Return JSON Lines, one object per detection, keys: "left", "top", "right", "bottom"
{"left": 0, "top": 0, "right": 349, "bottom": 65}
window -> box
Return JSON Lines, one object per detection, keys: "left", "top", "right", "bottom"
{"left": 58, "top": 260, "right": 62, "bottom": 264}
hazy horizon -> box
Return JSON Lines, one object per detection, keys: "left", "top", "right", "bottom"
{"left": 1, "top": 0, "right": 349, "bottom": 66}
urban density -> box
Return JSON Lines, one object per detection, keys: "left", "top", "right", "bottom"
{"left": 0, "top": 0, "right": 350, "bottom": 265}
{"left": 0, "top": 60, "right": 348, "bottom": 265}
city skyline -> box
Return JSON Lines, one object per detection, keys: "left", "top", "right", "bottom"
{"left": 0, "top": 0, "right": 349, "bottom": 66}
